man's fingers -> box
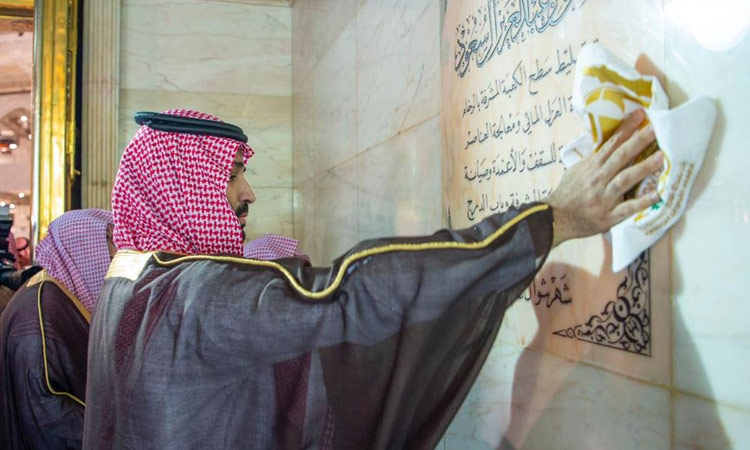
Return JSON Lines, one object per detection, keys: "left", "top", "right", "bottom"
{"left": 610, "top": 189, "right": 660, "bottom": 223}
{"left": 596, "top": 109, "right": 647, "bottom": 163}
{"left": 600, "top": 124, "right": 656, "bottom": 184}
{"left": 606, "top": 151, "right": 663, "bottom": 200}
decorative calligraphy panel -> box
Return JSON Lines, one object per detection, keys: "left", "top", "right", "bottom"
{"left": 441, "top": 0, "right": 670, "bottom": 385}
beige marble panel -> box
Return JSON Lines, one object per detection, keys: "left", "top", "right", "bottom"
{"left": 357, "top": 116, "right": 442, "bottom": 241}
{"left": 355, "top": 0, "right": 440, "bottom": 152}
{"left": 665, "top": 6, "right": 750, "bottom": 411}
{"left": 673, "top": 289, "right": 750, "bottom": 417}
{"left": 245, "top": 187, "right": 294, "bottom": 240}
{"left": 444, "top": 342, "right": 671, "bottom": 450}
{"left": 309, "top": 158, "right": 359, "bottom": 265}
{"left": 292, "top": 0, "right": 359, "bottom": 92}
{"left": 673, "top": 393, "right": 749, "bottom": 450}
{"left": 292, "top": 20, "right": 356, "bottom": 184}
{"left": 119, "top": 89, "right": 292, "bottom": 188}
{"left": 121, "top": 0, "right": 291, "bottom": 96}
{"left": 310, "top": 23, "right": 357, "bottom": 178}
{"left": 292, "top": 74, "right": 317, "bottom": 185}
{"left": 293, "top": 177, "right": 317, "bottom": 259}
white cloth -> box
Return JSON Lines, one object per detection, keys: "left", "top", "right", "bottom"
{"left": 561, "top": 44, "right": 717, "bottom": 271}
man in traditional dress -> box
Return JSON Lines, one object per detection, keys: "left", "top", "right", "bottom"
{"left": 0, "top": 209, "right": 115, "bottom": 449}
{"left": 14, "top": 236, "right": 32, "bottom": 269}
{"left": 0, "top": 231, "right": 22, "bottom": 311}
{"left": 84, "top": 108, "right": 663, "bottom": 449}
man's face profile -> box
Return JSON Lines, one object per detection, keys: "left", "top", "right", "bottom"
{"left": 226, "top": 149, "right": 256, "bottom": 236}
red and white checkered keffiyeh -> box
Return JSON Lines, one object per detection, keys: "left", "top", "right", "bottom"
{"left": 36, "top": 209, "right": 114, "bottom": 312}
{"left": 244, "top": 234, "right": 308, "bottom": 261}
{"left": 112, "top": 109, "right": 254, "bottom": 256}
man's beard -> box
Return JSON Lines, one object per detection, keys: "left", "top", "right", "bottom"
{"left": 235, "top": 203, "right": 249, "bottom": 241}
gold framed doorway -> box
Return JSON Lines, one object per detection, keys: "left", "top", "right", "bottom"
{"left": 1, "top": 0, "right": 79, "bottom": 244}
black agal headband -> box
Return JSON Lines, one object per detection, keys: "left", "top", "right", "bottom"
{"left": 134, "top": 111, "right": 248, "bottom": 143}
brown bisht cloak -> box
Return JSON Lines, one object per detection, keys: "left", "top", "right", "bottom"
{"left": 0, "top": 272, "right": 90, "bottom": 449}
{"left": 84, "top": 204, "right": 553, "bottom": 450}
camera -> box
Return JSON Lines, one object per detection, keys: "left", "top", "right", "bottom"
{"left": 0, "top": 205, "right": 40, "bottom": 291}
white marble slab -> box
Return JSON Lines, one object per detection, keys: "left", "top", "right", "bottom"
{"left": 121, "top": 0, "right": 291, "bottom": 96}
{"left": 673, "top": 393, "right": 749, "bottom": 449}
{"left": 245, "top": 187, "right": 294, "bottom": 240}
{"left": 292, "top": 21, "right": 357, "bottom": 184}
{"left": 445, "top": 342, "right": 671, "bottom": 450}
{"left": 308, "top": 158, "right": 359, "bottom": 265}
{"left": 357, "top": 115, "right": 442, "bottom": 241}
{"left": 292, "top": 75, "right": 317, "bottom": 185}
{"left": 310, "top": 23, "right": 357, "bottom": 179}
{"left": 292, "top": 0, "right": 359, "bottom": 92}
{"left": 293, "top": 177, "right": 317, "bottom": 259}
{"left": 355, "top": 0, "right": 440, "bottom": 152}
{"left": 665, "top": 1, "right": 750, "bottom": 411}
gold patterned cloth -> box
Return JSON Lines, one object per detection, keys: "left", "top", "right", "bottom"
{"left": 561, "top": 44, "right": 717, "bottom": 271}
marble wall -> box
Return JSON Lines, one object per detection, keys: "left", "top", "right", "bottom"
{"left": 293, "top": 0, "right": 749, "bottom": 449}
{"left": 665, "top": 0, "right": 750, "bottom": 446}
{"left": 291, "top": 0, "right": 442, "bottom": 264}
{"left": 113, "top": 0, "right": 749, "bottom": 447}
{"left": 118, "top": 0, "right": 293, "bottom": 240}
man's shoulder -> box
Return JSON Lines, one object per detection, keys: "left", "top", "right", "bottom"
{"left": 3, "top": 279, "right": 84, "bottom": 325}
{"left": 107, "top": 250, "right": 312, "bottom": 303}
{"left": 108, "top": 251, "right": 284, "bottom": 281}
{"left": 0, "top": 283, "right": 43, "bottom": 338}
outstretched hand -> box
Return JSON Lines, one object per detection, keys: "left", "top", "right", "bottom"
{"left": 548, "top": 108, "right": 663, "bottom": 247}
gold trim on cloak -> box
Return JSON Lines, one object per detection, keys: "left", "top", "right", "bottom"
{"left": 106, "top": 250, "right": 153, "bottom": 281}
{"left": 28, "top": 271, "right": 88, "bottom": 407}
{"left": 107, "top": 204, "right": 550, "bottom": 300}
{"left": 28, "top": 270, "right": 90, "bottom": 323}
